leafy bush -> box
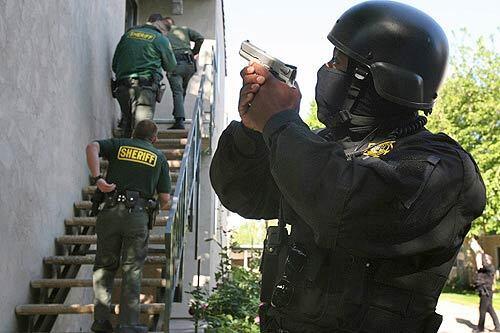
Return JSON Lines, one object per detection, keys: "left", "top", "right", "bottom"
{"left": 188, "top": 240, "right": 261, "bottom": 333}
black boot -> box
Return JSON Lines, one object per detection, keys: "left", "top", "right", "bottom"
{"left": 91, "top": 319, "right": 114, "bottom": 333}
{"left": 169, "top": 117, "right": 185, "bottom": 130}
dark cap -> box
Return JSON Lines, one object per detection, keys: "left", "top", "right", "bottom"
{"left": 147, "top": 13, "right": 165, "bottom": 23}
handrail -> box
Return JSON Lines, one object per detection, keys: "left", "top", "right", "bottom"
{"left": 162, "top": 52, "right": 215, "bottom": 332}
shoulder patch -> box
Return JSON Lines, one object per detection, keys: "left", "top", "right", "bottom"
{"left": 363, "top": 140, "right": 396, "bottom": 158}
{"left": 127, "top": 31, "right": 156, "bottom": 42}
{"left": 117, "top": 146, "right": 157, "bottom": 167}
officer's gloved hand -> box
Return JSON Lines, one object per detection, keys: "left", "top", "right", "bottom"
{"left": 238, "top": 62, "right": 301, "bottom": 132}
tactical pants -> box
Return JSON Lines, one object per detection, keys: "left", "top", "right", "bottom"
{"left": 167, "top": 60, "right": 196, "bottom": 119}
{"left": 116, "top": 80, "right": 158, "bottom": 138}
{"left": 478, "top": 293, "right": 500, "bottom": 330}
{"left": 93, "top": 204, "right": 149, "bottom": 326}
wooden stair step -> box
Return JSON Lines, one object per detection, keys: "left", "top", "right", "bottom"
{"left": 15, "top": 303, "right": 164, "bottom": 315}
{"left": 56, "top": 235, "right": 165, "bottom": 245}
{"left": 157, "top": 129, "right": 189, "bottom": 139}
{"left": 154, "top": 138, "right": 188, "bottom": 149}
{"left": 44, "top": 255, "right": 166, "bottom": 265}
{"left": 65, "top": 215, "right": 168, "bottom": 227}
{"left": 160, "top": 149, "right": 184, "bottom": 160}
{"left": 31, "top": 278, "right": 166, "bottom": 288}
{"left": 74, "top": 201, "right": 93, "bottom": 210}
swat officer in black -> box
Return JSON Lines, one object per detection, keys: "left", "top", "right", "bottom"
{"left": 210, "top": 2, "right": 486, "bottom": 333}
{"left": 86, "top": 120, "right": 171, "bottom": 333}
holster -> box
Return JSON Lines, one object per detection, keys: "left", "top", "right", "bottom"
{"left": 156, "top": 83, "right": 166, "bottom": 103}
{"left": 90, "top": 188, "right": 105, "bottom": 217}
{"left": 145, "top": 199, "right": 159, "bottom": 230}
{"left": 260, "top": 225, "right": 288, "bottom": 302}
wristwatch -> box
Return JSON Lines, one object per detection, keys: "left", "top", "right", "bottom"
{"left": 91, "top": 175, "right": 103, "bottom": 183}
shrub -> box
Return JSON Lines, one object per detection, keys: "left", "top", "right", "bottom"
{"left": 188, "top": 241, "right": 261, "bottom": 332}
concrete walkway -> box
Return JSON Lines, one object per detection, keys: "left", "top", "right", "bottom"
{"left": 169, "top": 319, "right": 197, "bottom": 333}
{"left": 438, "top": 299, "right": 499, "bottom": 333}
{"left": 168, "top": 300, "right": 500, "bottom": 333}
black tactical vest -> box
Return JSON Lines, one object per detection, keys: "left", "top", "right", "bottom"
{"left": 259, "top": 130, "right": 486, "bottom": 333}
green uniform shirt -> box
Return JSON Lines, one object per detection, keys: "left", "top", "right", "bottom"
{"left": 97, "top": 138, "right": 171, "bottom": 197}
{"left": 112, "top": 24, "right": 177, "bottom": 80}
{"left": 167, "top": 25, "right": 204, "bottom": 54}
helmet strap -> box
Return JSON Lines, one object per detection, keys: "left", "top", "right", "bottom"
{"left": 331, "top": 66, "right": 370, "bottom": 126}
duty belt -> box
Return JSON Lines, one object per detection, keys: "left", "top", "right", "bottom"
{"left": 174, "top": 52, "right": 194, "bottom": 63}
{"left": 117, "top": 76, "right": 154, "bottom": 87}
{"left": 103, "top": 190, "right": 151, "bottom": 211}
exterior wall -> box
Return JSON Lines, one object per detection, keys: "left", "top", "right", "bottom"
{"left": 0, "top": 0, "right": 124, "bottom": 331}
{"left": 210, "top": 0, "right": 228, "bottom": 290}
{"left": 134, "top": 0, "right": 226, "bottom": 318}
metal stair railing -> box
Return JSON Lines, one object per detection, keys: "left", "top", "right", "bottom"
{"left": 162, "top": 53, "right": 215, "bottom": 332}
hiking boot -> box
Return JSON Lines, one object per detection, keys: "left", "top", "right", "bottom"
{"left": 169, "top": 118, "right": 185, "bottom": 130}
{"left": 91, "top": 319, "right": 114, "bottom": 333}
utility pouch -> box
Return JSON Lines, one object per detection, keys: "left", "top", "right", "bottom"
{"left": 156, "top": 83, "right": 166, "bottom": 103}
{"left": 104, "top": 191, "right": 118, "bottom": 208}
{"left": 260, "top": 225, "right": 288, "bottom": 302}
{"left": 125, "top": 190, "right": 140, "bottom": 209}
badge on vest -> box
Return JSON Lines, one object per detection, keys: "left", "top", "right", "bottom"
{"left": 363, "top": 140, "right": 396, "bottom": 158}
{"left": 117, "top": 146, "right": 157, "bottom": 167}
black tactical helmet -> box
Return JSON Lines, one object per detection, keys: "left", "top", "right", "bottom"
{"left": 328, "top": 1, "right": 449, "bottom": 110}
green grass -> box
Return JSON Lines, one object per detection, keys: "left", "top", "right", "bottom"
{"left": 440, "top": 292, "right": 500, "bottom": 309}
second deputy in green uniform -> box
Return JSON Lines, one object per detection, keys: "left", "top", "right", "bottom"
{"left": 163, "top": 16, "right": 204, "bottom": 129}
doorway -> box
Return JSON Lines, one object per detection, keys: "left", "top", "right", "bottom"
{"left": 125, "top": 0, "right": 138, "bottom": 31}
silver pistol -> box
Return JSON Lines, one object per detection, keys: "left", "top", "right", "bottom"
{"left": 239, "top": 40, "right": 297, "bottom": 87}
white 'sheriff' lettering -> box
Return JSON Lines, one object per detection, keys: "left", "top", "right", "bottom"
{"left": 117, "top": 146, "right": 157, "bottom": 167}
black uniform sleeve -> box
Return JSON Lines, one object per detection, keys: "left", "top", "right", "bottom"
{"left": 157, "top": 158, "right": 171, "bottom": 194}
{"left": 187, "top": 28, "right": 204, "bottom": 55}
{"left": 209, "top": 121, "right": 280, "bottom": 219}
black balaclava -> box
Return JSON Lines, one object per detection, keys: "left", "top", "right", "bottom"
{"left": 315, "top": 59, "right": 427, "bottom": 142}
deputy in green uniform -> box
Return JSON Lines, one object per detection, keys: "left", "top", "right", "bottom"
{"left": 86, "top": 120, "right": 171, "bottom": 333}
{"left": 163, "top": 17, "right": 204, "bottom": 129}
{"left": 112, "top": 15, "right": 177, "bottom": 138}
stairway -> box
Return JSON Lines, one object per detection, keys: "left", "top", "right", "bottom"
{"left": 15, "top": 127, "right": 189, "bottom": 332}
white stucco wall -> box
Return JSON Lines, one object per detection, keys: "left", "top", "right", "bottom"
{"left": 0, "top": 0, "right": 124, "bottom": 331}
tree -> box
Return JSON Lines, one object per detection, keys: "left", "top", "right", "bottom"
{"left": 427, "top": 33, "right": 499, "bottom": 235}
{"left": 232, "top": 220, "right": 266, "bottom": 246}
{"left": 304, "top": 100, "right": 324, "bottom": 130}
